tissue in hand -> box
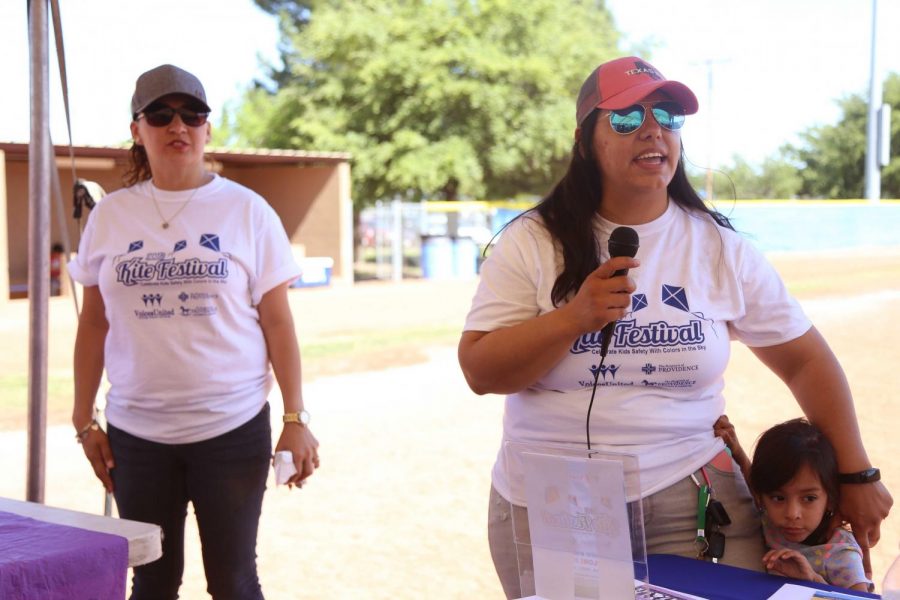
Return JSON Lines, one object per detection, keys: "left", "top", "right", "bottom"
{"left": 273, "top": 450, "right": 297, "bottom": 485}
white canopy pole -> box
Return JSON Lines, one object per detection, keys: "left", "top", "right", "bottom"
{"left": 864, "top": 0, "right": 882, "bottom": 202}
{"left": 27, "top": 0, "right": 51, "bottom": 503}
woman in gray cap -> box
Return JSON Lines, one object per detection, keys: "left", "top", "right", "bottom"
{"left": 69, "top": 64, "right": 319, "bottom": 599}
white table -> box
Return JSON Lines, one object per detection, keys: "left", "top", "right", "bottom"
{"left": 0, "top": 496, "right": 161, "bottom": 567}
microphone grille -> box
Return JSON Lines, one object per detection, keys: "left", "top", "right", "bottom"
{"left": 608, "top": 226, "right": 640, "bottom": 258}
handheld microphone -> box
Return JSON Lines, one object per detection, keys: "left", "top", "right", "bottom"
{"left": 598, "top": 226, "right": 639, "bottom": 358}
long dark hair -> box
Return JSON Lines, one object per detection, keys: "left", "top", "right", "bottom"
{"left": 123, "top": 143, "right": 153, "bottom": 187}
{"left": 749, "top": 418, "right": 840, "bottom": 545}
{"left": 531, "top": 108, "right": 734, "bottom": 306}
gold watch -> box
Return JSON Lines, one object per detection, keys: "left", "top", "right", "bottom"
{"left": 283, "top": 409, "right": 310, "bottom": 426}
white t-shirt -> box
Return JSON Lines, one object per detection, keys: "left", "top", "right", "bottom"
{"left": 464, "top": 201, "right": 811, "bottom": 506}
{"left": 69, "top": 174, "right": 301, "bottom": 444}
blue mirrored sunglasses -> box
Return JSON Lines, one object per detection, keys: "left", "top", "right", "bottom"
{"left": 608, "top": 101, "right": 685, "bottom": 135}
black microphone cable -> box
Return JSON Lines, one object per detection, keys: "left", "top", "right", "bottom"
{"left": 586, "top": 353, "right": 607, "bottom": 451}
{"left": 585, "top": 226, "right": 639, "bottom": 451}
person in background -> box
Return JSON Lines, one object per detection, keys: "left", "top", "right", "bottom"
{"left": 716, "top": 416, "right": 873, "bottom": 592}
{"left": 69, "top": 64, "right": 319, "bottom": 599}
{"left": 457, "top": 56, "right": 892, "bottom": 598}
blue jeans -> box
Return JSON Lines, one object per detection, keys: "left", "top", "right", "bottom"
{"left": 108, "top": 404, "right": 271, "bottom": 600}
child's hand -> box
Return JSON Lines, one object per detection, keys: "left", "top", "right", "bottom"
{"left": 713, "top": 414, "right": 739, "bottom": 450}
{"left": 713, "top": 414, "right": 751, "bottom": 476}
{"left": 762, "top": 549, "right": 825, "bottom": 584}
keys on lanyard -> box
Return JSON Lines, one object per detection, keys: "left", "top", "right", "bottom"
{"left": 692, "top": 469, "right": 730, "bottom": 562}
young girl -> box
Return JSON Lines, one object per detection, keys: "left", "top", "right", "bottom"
{"left": 715, "top": 416, "right": 873, "bottom": 592}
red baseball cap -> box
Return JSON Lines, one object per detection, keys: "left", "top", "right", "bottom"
{"left": 575, "top": 56, "right": 698, "bottom": 126}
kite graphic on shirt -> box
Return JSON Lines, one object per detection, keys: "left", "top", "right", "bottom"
{"left": 200, "top": 234, "right": 220, "bottom": 252}
{"left": 623, "top": 293, "right": 648, "bottom": 320}
{"left": 661, "top": 284, "right": 718, "bottom": 337}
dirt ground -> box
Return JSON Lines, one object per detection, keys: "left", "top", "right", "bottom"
{"left": 1, "top": 247, "right": 899, "bottom": 599}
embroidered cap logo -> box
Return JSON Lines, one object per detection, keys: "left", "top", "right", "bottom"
{"left": 626, "top": 60, "right": 663, "bottom": 80}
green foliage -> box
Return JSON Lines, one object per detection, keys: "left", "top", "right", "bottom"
{"left": 231, "top": 0, "right": 621, "bottom": 205}
{"left": 700, "top": 153, "right": 802, "bottom": 200}
{"left": 696, "top": 72, "right": 899, "bottom": 200}
{"left": 787, "top": 73, "right": 900, "bottom": 198}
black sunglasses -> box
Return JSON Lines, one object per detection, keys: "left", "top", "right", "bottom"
{"left": 608, "top": 101, "right": 685, "bottom": 135}
{"left": 135, "top": 106, "right": 210, "bottom": 128}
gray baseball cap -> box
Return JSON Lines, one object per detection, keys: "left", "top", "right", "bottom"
{"left": 130, "top": 64, "right": 211, "bottom": 116}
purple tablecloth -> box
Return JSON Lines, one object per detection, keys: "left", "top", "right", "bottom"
{"left": 0, "top": 510, "right": 128, "bottom": 600}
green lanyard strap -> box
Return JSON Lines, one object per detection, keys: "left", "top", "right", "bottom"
{"left": 695, "top": 484, "right": 710, "bottom": 541}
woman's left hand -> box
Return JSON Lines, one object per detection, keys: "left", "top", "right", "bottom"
{"left": 274, "top": 424, "right": 320, "bottom": 489}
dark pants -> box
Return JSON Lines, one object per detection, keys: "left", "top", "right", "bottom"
{"left": 108, "top": 404, "right": 272, "bottom": 600}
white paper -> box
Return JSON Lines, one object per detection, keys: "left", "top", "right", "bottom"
{"left": 767, "top": 583, "right": 873, "bottom": 600}
{"left": 515, "top": 580, "right": 710, "bottom": 599}
{"left": 273, "top": 450, "right": 297, "bottom": 485}
{"left": 634, "top": 580, "right": 710, "bottom": 599}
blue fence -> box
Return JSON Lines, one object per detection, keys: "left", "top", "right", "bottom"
{"left": 710, "top": 201, "right": 900, "bottom": 253}
{"left": 490, "top": 201, "right": 900, "bottom": 254}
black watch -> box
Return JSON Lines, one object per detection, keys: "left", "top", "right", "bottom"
{"left": 838, "top": 467, "right": 881, "bottom": 484}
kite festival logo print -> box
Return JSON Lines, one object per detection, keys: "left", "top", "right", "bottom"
{"left": 115, "top": 234, "right": 229, "bottom": 288}
{"left": 570, "top": 284, "right": 710, "bottom": 355}
{"left": 571, "top": 284, "right": 711, "bottom": 389}
{"left": 114, "top": 235, "right": 228, "bottom": 320}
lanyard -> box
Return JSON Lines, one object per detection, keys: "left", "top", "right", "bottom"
{"left": 691, "top": 472, "right": 711, "bottom": 558}
{"left": 695, "top": 483, "right": 710, "bottom": 541}
{"left": 700, "top": 467, "right": 713, "bottom": 491}
{"left": 692, "top": 469, "right": 728, "bottom": 562}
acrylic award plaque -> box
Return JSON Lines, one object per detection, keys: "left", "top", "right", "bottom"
{"left": 504, "top": 442, "right": 648, "bottom": 600}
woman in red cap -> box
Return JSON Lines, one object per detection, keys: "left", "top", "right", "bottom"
{"left": 458, "top": 56, "right": 891, "bottom": 597}
{"left": 69, "top": 64, "right": 319, "bottom": 599}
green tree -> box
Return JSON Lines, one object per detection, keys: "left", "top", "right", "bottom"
{"left": 756, "top": 154, "right": 803, "bottom": 199}
{"left": 688, "top": 153, "right": 801, "bottom": 200}
{"left": 229, "top": 0, "right": 621, "bottom": 205}
{"left": 717, "top": 153, "right": 802, "bottom": 199}
{"left": 788, "top": 72, "right": 900, "bottom": 199}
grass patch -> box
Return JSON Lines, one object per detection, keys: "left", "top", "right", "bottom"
{"left": 0, "top": 325, "right": 462, "bottom": 430}
{"left": 300, "top": 324, "right": 459, "bottom": 359}
{"left": 300, "top": 324, "right": 460, "bottom": 380}
{"left": 0, "top": 374, "right": 73, "bottom": 409}
{"left": 0, "top": 374, "right": 74, "bottom": 431}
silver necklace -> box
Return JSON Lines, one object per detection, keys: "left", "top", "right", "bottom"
{"left": 149, "top": 180, "right": 202, "bottom": 229}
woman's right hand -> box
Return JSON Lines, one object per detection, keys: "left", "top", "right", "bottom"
{"left": 78, "top": 428, "right": 115, "bottom": 493}
{"left": 562, "top": 256, "right": 639, "bottom": 334}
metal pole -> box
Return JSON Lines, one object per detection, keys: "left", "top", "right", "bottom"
{"left": 374, "top": 201, "right": 384, "bottom": 279}
{"left": 391, "top": 197, "right": 403, "bottom": 282}
{"left": 704, "top": 60, "right": 714, "bottom": 202}
{"left": 27, "top": 0, "right": 51, "bottom": 503}
{"left": 864, "top": 0, "right": 881, "bottom": 202}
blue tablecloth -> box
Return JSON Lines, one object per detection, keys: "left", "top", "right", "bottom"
{"left": 0, "top": 510, "right": 128, "bottom": 600}
{"left": 648, "top": 554, "right": 880, "bottom": 600}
